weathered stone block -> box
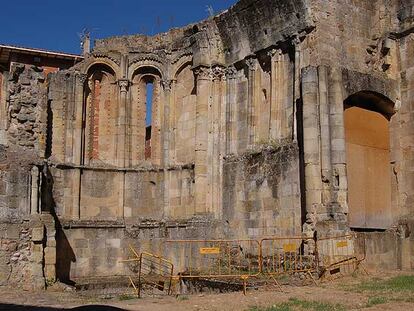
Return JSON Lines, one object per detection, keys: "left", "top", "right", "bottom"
{"left": 31, "top": 226, "right": 44, "bottom": 242}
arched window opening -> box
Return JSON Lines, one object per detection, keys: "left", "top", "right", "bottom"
{"left": 82, "top": 64, "right": 117, "bottom": 166}
{"left": 145, "top": 80, "right": 154, "bottom": 160}
{"left": 344, "top": 91, "right": 395, "bottom": 229}
{"left": 130, "top": 66, "right": 162, "bottom": 165}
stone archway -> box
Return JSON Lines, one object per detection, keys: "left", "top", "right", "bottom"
{"left": 344, "top": 91, "right": 395, "bottom": 229}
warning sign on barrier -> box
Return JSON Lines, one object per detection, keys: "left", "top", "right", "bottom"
{"left": 336, "top": 241, "right": 348, "bottom": 248}
{"left": 283, "top": 243, "right": 297, "bottom": 252}
{"left": 199, "top": 247, "right": 220, "bottom": 254}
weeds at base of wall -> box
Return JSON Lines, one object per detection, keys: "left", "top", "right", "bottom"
{"left": 247, "top": 297, "right": 346, "bottom": 311}
{"left": 118, "top": 294, "right": 138, "bottom": 301}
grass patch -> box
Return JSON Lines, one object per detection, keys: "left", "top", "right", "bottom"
{"left": 247, "top": 298, "right": 346, "bottom": 311}
{"left": 176, "top": 295, "right": 189, "bottom": 301}
{"left": 356, "top": 275, "right": 414, "bottom": 292}
{"left": 366, "top": 296, "right": 387, "bottom": 307}
{"left": 118, "top": 294, "right": 136, "bottom": 301}
{"left": 249, "top": 304, "right": 291, "bottom": 311}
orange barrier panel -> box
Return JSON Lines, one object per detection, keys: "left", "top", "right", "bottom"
{"left": 260, "top": 236, "right": 318, "bottom": 286}
{"left": 137, "top": 251, "right": 174, "bottom": 297}
{"left": 161, "top": 239, "right": 261, "bottom": 279}
{"left": 317, "top": 233, "right": 367, "bottom": 279}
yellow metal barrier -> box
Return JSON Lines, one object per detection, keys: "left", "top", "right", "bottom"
{"left": 161, "top": 239, "right": 261, "bottom": 279}
{"left": 160, "top": 239, "right": 260, "bottom": 294}
{"left": 260, "top": 236, "right": 318, "bottom": 286}
{"left": 137, "top": 251, "right": 174, "bottom": 297}
{"left": 119, "top": 246, "right": 174, "bottom": 297}
{"left": 317, "top": 233, "right": 367, "bottom": 280}
{"left": 118, "top": 234, "right": 366, "bottom": 296}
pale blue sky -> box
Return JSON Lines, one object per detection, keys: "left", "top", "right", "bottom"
{"left": 1, "top": 0, "right": 237, "bottom": 54}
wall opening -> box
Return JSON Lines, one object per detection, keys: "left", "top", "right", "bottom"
{"left": 130, "top": 66, "right": 161, "bottom": 165}
{"left": 145, "top": 80, "right": 153, "bottom": 160}
{"left": 344, "top": 91, "right": 394, "bottom": 229}
{"left": 82, "top": 64, "right": 117, "bottom": 166}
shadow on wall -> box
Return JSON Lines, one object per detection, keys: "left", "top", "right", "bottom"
{"left": 0, "top": 304, "right": 126, "bottom": 310}
{"left": 41, "top": 164, "right": 76, "bottom": 285}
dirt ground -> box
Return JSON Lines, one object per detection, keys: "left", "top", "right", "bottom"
{"left": 0, "top": 271, "right": 413, "bottom": 311}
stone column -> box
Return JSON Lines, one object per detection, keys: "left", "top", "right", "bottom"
{"left": 71, "top": 73, "right": 87, "bottom": 220}
{"left": 169, "top": 79, "right": 177, "bottom": 163}
{"left": 301, "top": 66, "right": 322, "bottom": 237}
{"left": 0, "top": 71, "right": 8, "bottom": 144}
{"left": 118, "top": 79, "right": 129, "bottom": 219}
{"left": 73, "top": 73, "right": 87, "bottom": 165}
{"left": 246, "top": 57, "right": 258, "bottom": 147}
{"left": 318, "top": 66, "right": 332, "bottom": 205}
{"left": 328, "top": 67, "right": 348, "bottom": 215}
{"left": 193, "top": 66, "right": 211, "bottom": 215}
{"left": 161, "top": 79, "right": 172, "bottom": 166}
{"left": 225, "top": 65, "right": 237, "bottom": 154}
{"left": 293, "top": 38, "right": 302, "bottom": 142}
{"left": 268, "top": 48, "right": 289, "bottom": 140}
{"left": 161, "top": 79, "right": 172, "bottom": 217}
{"left": 210, "top": 66, "right": 225, "bottom": 217}
{"left": 151, "top": 80, "right": 162, "bottom": 166}
{"left": 30, "top": 166, "right": 40, "bottom": 215}
{"left": 118, "top": 79, "right": 129, "bottom": 168}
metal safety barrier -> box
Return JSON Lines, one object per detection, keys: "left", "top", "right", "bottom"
{"left": 160, "top": 239, "right": 260, "bottom": 295}
{"left": 137, "top": 251, "right": 174, "bottom": 297}
{"left": 260, "top": 236, "right": 318, "bottom": 286}
{"left": 161, "top": 239, "right": 261, "bottom": 279}
{"left": 317, "top": 233, "right": 367, "bottom": 280}
{"left": 119, "top": 246, "right": 174, "bottom": 297}
{"left": 119, "top": 233, "right": 367, "bottom": 296}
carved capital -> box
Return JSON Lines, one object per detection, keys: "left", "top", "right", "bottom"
{"left": 118, "top": 79, "right": 130, "bottom": 92}
{"left": 212, "top": 65, "right": 225, "bottom": 81}
{"left": 245, "top": 57, "right": 258, "bottom": 71}
{"left": 161, "top": 79, "right": 173, "bottom": 91}
{"left": 225, "top": 65, "right": 237, "bottom": 79}
{"left": 193, "top": 66, "right": 212, "bottom": 80}
{"left": 76, "top": 73, "right": 88, "bottom": 84}
{"left": 267, "top": 49, "right": 284, "bottom": 63}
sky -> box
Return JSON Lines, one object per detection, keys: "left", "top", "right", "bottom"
{"left": 0, "top": 0, "right": 238, "bottom": 55}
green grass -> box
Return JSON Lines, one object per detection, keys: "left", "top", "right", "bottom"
{"left": 247, "top": 298, "right": 346, "bottom": 311}
{"left": 366, "top": 296, "right": 388, "bottom": 307}
{"left": 176, "top": 295, "right": 189, "bottom": 301}
{"left": 118, "top": 294, "right": 137, "bottom": 301}
{"left": 249, "top": 304, "right": 291, "bottom": 311}
{"left": 356, "top": 275, "right": 414, "bottom": 292}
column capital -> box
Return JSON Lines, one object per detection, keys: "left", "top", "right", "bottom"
{"left": 267, "top": 48, "right": 283, "bottom": 59}
{"left": 161, "top": 79, "right": 173, "bottom": 91}
{"left": 193, "top": 66, "right": 212, "bottom": 81}
{"left": 118, "top": 79, "right": 130, "bottom": 92}
{"left": 212, "top": 65, "right": 225, "bottom": 81}
{"left": 76, "top": 72, "right": 88, "bottom": 84}
{"left": 245, "top": 56, "right": 258, "bottom": 71}
{"left": 225, "top": 65, "right": 237, "bottom": 79}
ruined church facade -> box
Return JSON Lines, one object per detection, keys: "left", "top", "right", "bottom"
{"left": 1, "top": 0, "right": 413, "bottom": 287}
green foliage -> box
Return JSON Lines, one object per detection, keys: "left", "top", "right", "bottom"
{"left": 356, "top": 275, "right": 414, "bottom": 292}
{"left": 176, "top": 295, "right": 189, "bottom": 301}
{"left": 118, "top": 294, "right": 136, "bottom": 301}
{"left": 247, "top": 298, "right": 346, "bottom": 311}
{"left": 366, "top": 296, "right": 387, "bottom": 307}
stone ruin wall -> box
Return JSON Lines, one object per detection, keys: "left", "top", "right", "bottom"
{"left": 0, "top": 0, "right": 414, "bottom": 287}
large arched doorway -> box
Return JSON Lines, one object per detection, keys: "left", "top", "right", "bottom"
{"left": 344, "top": 91, "right": 394, "bottom": 229}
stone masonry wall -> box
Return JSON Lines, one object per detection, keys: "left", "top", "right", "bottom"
{"left": 223, "top": 142, "right": 301, "bottom": 238}
{"left": 57, "top": 218, "right": 220, "bottom": 280}
{"left": 2, "top": 0, "right": 414, "bottom": 288}
{"left": 0, "top": 216, "right": 56, "bottom": 290}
